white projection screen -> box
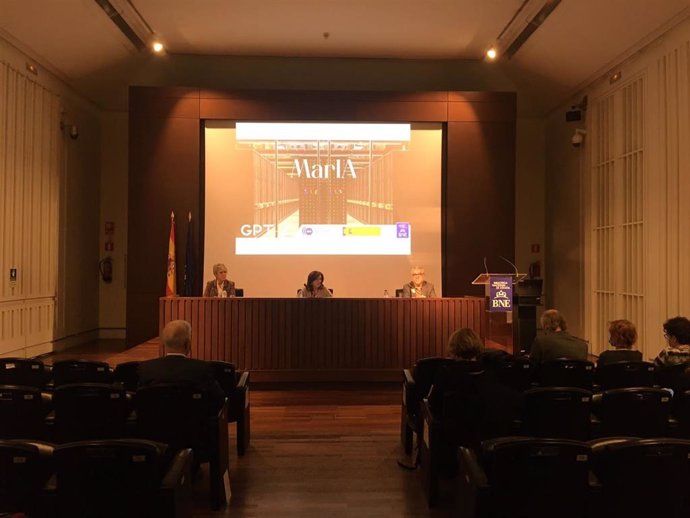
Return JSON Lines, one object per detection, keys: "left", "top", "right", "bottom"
{"left": 204, "top": 121, "right": 442, "bottom": 298}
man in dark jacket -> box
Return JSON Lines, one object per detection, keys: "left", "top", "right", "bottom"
{"left": 530, "top": 309, "right": 588, "bottom": 364}
{"left": 138, "top": 319, "right": 225, "bottom": 411}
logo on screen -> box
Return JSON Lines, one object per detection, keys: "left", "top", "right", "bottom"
{"left": 289, "top": 159, "right": 357, "bottom": 179}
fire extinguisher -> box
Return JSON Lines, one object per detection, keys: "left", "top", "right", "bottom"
{"left": 99, "top": 257, "right": 113, "bottom": 283}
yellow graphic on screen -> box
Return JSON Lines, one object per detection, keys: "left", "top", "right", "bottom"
{"left": 342, "top": 226, "right": 382, "bottom": 237}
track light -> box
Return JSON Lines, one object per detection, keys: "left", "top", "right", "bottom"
{"left": 486, "top": 48, "right": 497, "bottom": 61}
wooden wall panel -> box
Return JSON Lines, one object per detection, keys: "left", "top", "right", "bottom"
{"left": 160, "top": 297, "right": 485, "bottom": 381}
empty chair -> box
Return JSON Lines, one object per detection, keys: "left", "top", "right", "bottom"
{"left": 0, "top": 358, "right": 49, "bottom": 389}
{"left": 51, "top": 359, "right": 112, "bottom": 386}
{"left": 599, "top": 387, "right": 672, "bottom": 437}
{"left": 400, "top": 357, "right": 454, "bottom": 455}
{"left": 597, "top": 361, "right": 655, "bottom": 391}
{"left": 113, "top": 361, "right": 141, "bottom": 392}
{"left": 457, "top": 437, "right": 592, "bottom": 518}
{"left": 539, "top": 359, "right": 595, "bottom": 390}
{"left": 590, "top": 437, "right": 690, "bottom": 518}
{"left": 209, "top": 361, "right": 250, "bottom": 455}
{"left": 52, "top": 439, "right": 192, "bottom": 518}
{"left": 522, "top": 387, "right": 592, "bottom": 440}
{"left": 675, "top": 390, "right": 690, "bottom": 439}
{"left": 53, "top": 383, "right": 130, "bottom": 443}
{"left": 493, "top": 355, "right": 535, "bottom": 391}
{"left": 0, "top": 385, "right": 50, "bottom": 440}
{"left": 0, "top": 439, "right": 54, "bottom": 517}
{"left": 654, "top": 361, "right": 690, "bottom": 394}
{"left": 135, "top": 384, "right": 229, "bottom": 509}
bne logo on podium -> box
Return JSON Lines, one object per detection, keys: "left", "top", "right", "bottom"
{"left": 289, "top": 158, "right": 357, "bottom": 179}
{"left": 489, "top": 277, "right": 513, "bottom": 313}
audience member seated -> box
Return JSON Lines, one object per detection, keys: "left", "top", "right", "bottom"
{"left": 420, "top": 328, "right": 523, "bottom": 505}
{"left": 653, "top": 316, "right": 690, "bottom": 367}
{"left": 597, "top": 319, "right": 642, "bottom": 367}
{"left": 298, "top": 270, "right": 332, "bottom": 298}
{"left": 402, "top": 266, "right": 436, "bottom": 298}
{"left": 137, "top": 320, "right": 224, "bottom": 412}
{"left": 203, "top": 263, "right": 236, "bottom": 298}
{"left": 530, "top": 309, "right": 588, "bottom": 364}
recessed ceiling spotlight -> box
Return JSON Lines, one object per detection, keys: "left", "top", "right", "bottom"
{"left": 152, "top": 41, "right": 164, "bottom": 53}
{"left": 486, "top": 48, "right": 498, "bottom": 61}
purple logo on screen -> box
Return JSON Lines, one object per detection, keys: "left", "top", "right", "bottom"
{"left": 396, "top": 223, "right": 410, "bottom": 238}
{"left": 302, "top": 227, "right": 313, "bottom": 236}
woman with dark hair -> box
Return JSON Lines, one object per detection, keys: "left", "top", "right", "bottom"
{"left": 299, "top": 271, "right": 332, "bottom": 298}
{"left": 654, "top": 316, "right": 690, "bottom": 367}
{"left": 597, "top": 319, "right": 642, "bottom": 367}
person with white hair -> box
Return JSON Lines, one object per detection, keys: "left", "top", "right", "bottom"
{"left": 402, "top": 266, "right": 436, "bottom": 298}
{"left": 530, "top": 309, "right": 588, "bottom": 364}
{"left": 203, "top": 263, "right": 235, "bottom": 298}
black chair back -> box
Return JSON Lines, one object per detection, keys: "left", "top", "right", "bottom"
{"left": 494, "top": 355, "right": 535, "bottom": 391}
{"left": 591, "top": 438, "right": 690, "bottom": 518}
{"left": 655, "top": 361, "right": 690, "bottom": 394}
{"left": 0, "top": 385, "right": 48, "bottom": 440}
{"left": 0, "top": 358, "right": 48, "bottom": 389}
{"left": 600, "top": 387, "right": 672, "bottom": 437}
{"left": 540, "top": 359, "right": 594, "bottom": 389}
{"left": 675, "top": 390, "right": 690, "bottom": 439}
{"left": 597, "top": 361, "right": 655, "bottom": 390}
{"left": 53, "top": 383, "right": 129, "bottom": 443}
{"left": 209, "top": 361, "right": 237, "bottom": 397}
{"left": 135, "top": 384, "right": 217, "bottom": 457}
{"left": 54, "top": 439, "right": 169, "bottom": 518}
{"left": 113, "top": 361, "right": 141, "bottom": 392}
{"left": 522, "top": 387, "right": 592, "bottom": 440}
{"left": 411, "top": 357, "right": 454, "bottom": 400}
{"left": 0, "top": 440, "right": 54, "bottom": 515}
{"left": 51, "top": 360, "right": 112, "bottom": 386}
{"left": 480, "top": 437, "right": 591, "bottom": 518}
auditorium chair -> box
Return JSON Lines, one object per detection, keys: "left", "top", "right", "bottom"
{"left": 419, "top": 375, "right": 521, "bottom": 507}
{"left": 492, "top": 354, "right": 535, "bottom": 391}
{"left": 590, "top": 437, "right": 690, "bottom": 518}
{"left": 113, "top": 361, "right": 141, "bottom": 392}
{"left": 51, "top": 359, "right": 113, "bottom": 386}
{"left": 598, "top": 387, "right": 672, "bottom": 437}
{"left": 539, "top": 359, "right": 595, "bottom": 390}
{"left": 52, "top": 383, "right": 131, "bottom": 443}
{"left": 210, "top": 361, "right": 250, "bottom": 455}
{"left": 135, "top": 384, "right": 230, "bottom": 509}
{"left": 522, "top": 387, "right": 592, "bottom": 440}
{"left": 0, "top": 439, "right": 54, "bottom": 517}
{"left": 654, "top": 361, "right": 690, "bottom": 395}
{"left": 674, "top": 390, "right": 690, "bottom": 439}
{"left": 0, "top": 357, "right": 49, "bottom": 389}
{"left": 48, "top": 439, "right": 193, "bottom": 518}
{"left": 400, "top": 357, "right": 454, "bottom": 455}
{"left": 596, "top": 361, "right": 655, "bottom": 391}
{"left": 0, "top": 385, "right": 51, "bottom": 440}
{"left": 457, "top": 437, "right": 593, "bottom": 518}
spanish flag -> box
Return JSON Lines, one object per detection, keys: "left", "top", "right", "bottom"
{"left": 166, "top": 211, "right": 177, "bottom": 297}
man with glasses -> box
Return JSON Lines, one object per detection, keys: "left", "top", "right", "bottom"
{"left": 402, "top": 266, "right": 436, "bottom": 298}
{"left": 653, "top": 316, "right": 690, "bottom": 367}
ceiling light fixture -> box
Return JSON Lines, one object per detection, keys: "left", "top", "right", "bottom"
{"left": 486, "top": 48, "right": 498, "bottom": 61}
{"left": 152, "top": 41, "right": 164, "bottom": 53}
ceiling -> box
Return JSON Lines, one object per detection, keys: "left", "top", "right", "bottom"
{"left": 1, "top": 0, "right": 689, "bottom": 112}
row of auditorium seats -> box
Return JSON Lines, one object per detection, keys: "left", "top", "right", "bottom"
{"left": 401, "top": 357, "right": 690, "bottom": 456}
{"left": 456, "top": 437, "right": 690, "bottom": 518}
{"left": 0, "top": 438, "right": 193, "bottom": 517}
{"left": 0, "top": 357, "right": 250, "bottom": 455}
{"left": 0, "top": 358, "right": 250, "bottom": 511}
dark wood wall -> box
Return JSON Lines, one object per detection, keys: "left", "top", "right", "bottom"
{"left": 127, "top": 88, "right": 516, "bottom": 347}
